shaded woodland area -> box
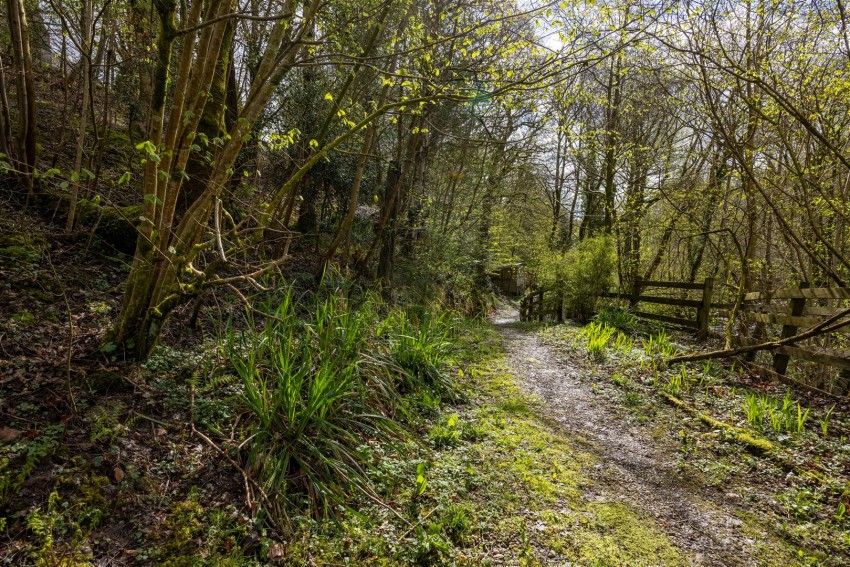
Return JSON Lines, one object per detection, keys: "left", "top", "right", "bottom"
{"left": 1, "top": 0, "right": 850, "bottom": 564}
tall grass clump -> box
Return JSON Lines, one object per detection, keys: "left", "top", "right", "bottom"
{"left": 377, "top": 309, "right": 457, "bottom": 397}
{"left": 580, "top": 321, "right": 616, "bottom": 360}
{"left": 226, "top": 288, "right": 400, "bottom": 518}
{"left": 595, "top": 305, "right": 637, "bottom": 334}
{"left": 743, "top": 391, "right": 811, "bottom": 435}
{"left": 643, "top": 329, "right": 675, "bottom": 358}
{"left": 220, "top": 283, "right": 461, "bottom": 522}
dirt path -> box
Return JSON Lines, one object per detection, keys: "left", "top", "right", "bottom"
{"left": 494, "top": 306, "right": 760, "bottom": 567}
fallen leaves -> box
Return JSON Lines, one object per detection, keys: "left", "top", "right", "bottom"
{"left": 267, "top": 542, "right": 286, "bottom": 562}
{"left": 0, "top": 427, "right": 21, "bottom": 442}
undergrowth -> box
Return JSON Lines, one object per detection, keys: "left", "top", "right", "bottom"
{"left": 537, "top": 317, "right": 850, "bottom": 565}
{"left": 219, "top": 283, "right": 459, "bottom": 526}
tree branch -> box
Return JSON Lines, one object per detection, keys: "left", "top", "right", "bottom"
{"left": 668, "top": 307, "right": 850, "bottom": 364}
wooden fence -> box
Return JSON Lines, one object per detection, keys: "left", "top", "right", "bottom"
{"left": 519, "top": 287, "right": 563, "bottom": 323}
{"left": 519, "top": 278, "right": 850, "bottom": 395}
{"left": 724, "top": 285, "right": 850, "bottom": 394}
{"left": 599, "top": 276, "right": 715, "bottom": 339}
{"left": 520, "top": 277, "right": 715, "bottom": 334}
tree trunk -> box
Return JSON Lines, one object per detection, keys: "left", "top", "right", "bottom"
{"left": 377, "top": 161, "right": 402, "bottom": 281}
{"left": 66, "top": 0, "right": 93, "bottom": 233}
{"left": 111, "top": 0, "right": 318, "bottom": 358}
{"left": 6, "top": 0, "right": 38, "bottom": 199}
{"left": 602, "top": 53, "right": 622, "bottom": 234}
{"left": 177, "top": 21, "right": 236, "bottom": 216}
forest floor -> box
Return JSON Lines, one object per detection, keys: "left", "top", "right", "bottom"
{"left": 2, "top": 202, "right": 848, "bottom": 565}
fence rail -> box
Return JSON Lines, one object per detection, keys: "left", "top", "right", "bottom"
{"left": 599, "top": 276, "right": 715, "bottom": 339}
{"left": 519, "top": 277, "right": 850, "bottom": 395}
{"left": 519, "top": 287, "right": 563, "bottom": 323}
{"left": 735, "top": 285, "right": 850, "bottom": 391}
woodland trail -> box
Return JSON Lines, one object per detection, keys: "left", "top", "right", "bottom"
{"left": 493, "top": 306, "right": 764, "bottom": 567}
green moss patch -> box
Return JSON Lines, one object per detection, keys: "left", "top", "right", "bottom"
{"left": 572, "top": 501, "right": 685, "bottom": 566}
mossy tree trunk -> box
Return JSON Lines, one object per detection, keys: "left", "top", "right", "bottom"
{"left": 111, "top": 0, "right": 320, "bottom": 358}
{"left": 177, "top": 20, "right": 236, "bottom": 216}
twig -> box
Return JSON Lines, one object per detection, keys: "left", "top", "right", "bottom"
{"left": 46, "top": 251, "right": 77, "bottom": 415}
{"left": 213, "top": 196, "right": 227, "bottom": 263}
{"left": 668, "top": 307, "right": 850, "bottom": 364}
{"left": 354, "top": 483, "right": 413, "bottom": 527}
{"left": 226, "top": 284, "right": 291, "bottom": 325}
{"left": 399, "top": 505, "right": 440, "bottom": 539}
{"left": 130, "top": 411, "right": 171, "bottom": 428}
{"left": 189, "top": 387, "right": 284, "bottom": 525}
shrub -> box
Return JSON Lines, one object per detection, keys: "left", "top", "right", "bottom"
{"left": 595, "top": 305, "right": 637, "bottom": 334}
{"left": 561, "top": 236, "right": 616, "bottom": 322}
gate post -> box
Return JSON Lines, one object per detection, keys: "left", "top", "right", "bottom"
{"left": 697, "top": 277, "right": 714, "bottom": 340}
{"left": 772, "top": 282, "right": 808, "bottom": 375}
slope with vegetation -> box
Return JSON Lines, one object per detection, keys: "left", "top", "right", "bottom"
{"left": 2, "top": 0, "right": 850, "bottom": 564}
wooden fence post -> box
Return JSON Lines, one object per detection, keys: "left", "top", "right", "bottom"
{"left": 537, "top": 288, "right": 545, "bottom": 322}
{"left": 629, "top": 275, "right": 643, "bottom": 309}
{"left": 772, "top": 282, "right": 808, "bottom": 375}
{"left": 556, "top": 289, "right": 564, "bottom": 323}
{"left": 697, "top": 277, "right": 714, "bottom": 340}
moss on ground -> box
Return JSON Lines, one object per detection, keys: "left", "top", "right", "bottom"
{"left": 277, "top": 322, "right": 688, "bottom": 565}
{"left": 0, "top": 232, "right": 46, "bottom": 262}
{"left": 573, "top": 501, "right": 685, "bottom": 566}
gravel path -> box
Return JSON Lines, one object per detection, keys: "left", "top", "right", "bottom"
{"left": 494, "top": 306, "right": 761, "bottom": 567}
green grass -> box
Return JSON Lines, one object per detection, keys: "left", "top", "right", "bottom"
{"left": 273, "top": 322, "right": 693, "bottom": 566}
{"left": 221, "top": 284, "right": 458, "bottom": 524}
{"left": 743, "top": 391, "right": 811, "bottom": 435}
{"left": 580, "top": 321, "right": 617, "bottom": 359}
